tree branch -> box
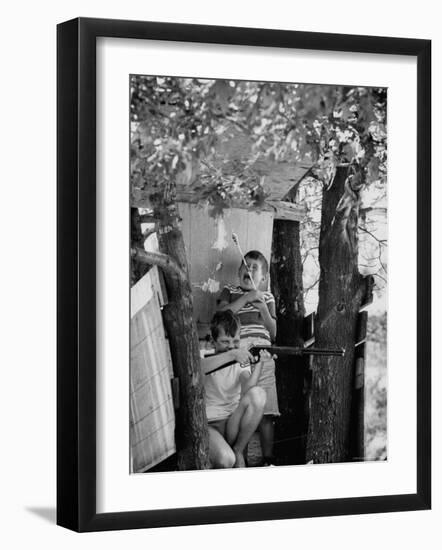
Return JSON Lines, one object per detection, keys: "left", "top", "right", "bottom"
{"left": 378, "top": 246, "right": 387, "bottom": 274}
{"left": 304, "top": 278, "right": 320, "bottom": 292}
{"left": 358, "top": 225, "right": 387, "bottom": 245}
{"left": 360, "top": 206, "right": 387, "bottom": 215}
{"left": 131, "top": 247, "right": 187, "bottom": 283}
{"left": 224, "top": 115, "right": 249, "bottom": 133}
{"left": 373, "top": 272, "right": 387, "bottom": 284}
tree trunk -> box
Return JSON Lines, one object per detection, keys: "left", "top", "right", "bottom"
{"left": 306, "top": 165, "right": 365, "bottom": 463}
{"left": 131, "top": 208, "right": 149, "bottom": 285}
{"left": 153, "top": 200, "right": 210, "bottom": 471}
{"left": 271, "top": 219, "right": 306, "bottom": 464}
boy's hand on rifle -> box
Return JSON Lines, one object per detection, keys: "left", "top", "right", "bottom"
{"left": 230, "top": 348, "right": 254, "bottom": 366}
{"left": 249, "top": 347, "right": 278, "bottom": 362}
{"left": 258, "top": 349, "right": 272, "bottom": 361}
{"left": 252, "top": 349, "right": 276, "bottom": 382}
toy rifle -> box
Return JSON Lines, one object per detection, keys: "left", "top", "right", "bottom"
{"left": 204, "top": 345, "right": 345, "bottom": 375}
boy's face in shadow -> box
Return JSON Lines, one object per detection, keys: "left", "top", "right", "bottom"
{"left": 214, "top": 327, "right": 241, "bottom": 353}
{"left": 239, "top": 258, "right": 266, "bottom": 290}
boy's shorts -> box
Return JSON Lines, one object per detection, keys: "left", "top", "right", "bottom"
{"left": 240, "top": 336, "right": 280, "bottom": 417}
{"left": 208, "top": 418, "right": 228, "bottom": 437}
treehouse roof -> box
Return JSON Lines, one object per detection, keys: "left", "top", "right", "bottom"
{"left": 175, "top": 122, "right": 312, "bottom": 209}
{"left": 175, "top": 158, "right": 312, "bottom": 205}
{"left": 251, "top": 159, "right": 312, "bottom": 201}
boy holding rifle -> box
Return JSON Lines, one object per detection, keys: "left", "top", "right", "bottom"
{"left": 202, "top": 310, "right": 269, "bottom": 469}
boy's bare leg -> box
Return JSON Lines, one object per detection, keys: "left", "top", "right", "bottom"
{"left": 225, "top": 386, "right": 266, "bottom": 467}
{"left": 259, "top": 416, "right": 275, "bottom": 463}
{"left": 208, "top": 426, "right": 236, "bottom": 468}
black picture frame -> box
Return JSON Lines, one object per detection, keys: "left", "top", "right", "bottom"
{"left": 57, "top": 17, "right": 431, "bottom": 532}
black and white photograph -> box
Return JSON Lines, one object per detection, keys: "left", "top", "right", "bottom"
{"left": 129, "top": 75, "right": 388, "bottom": 473}
{"left": 0, "top": 0, "right": 435, "bottom": 542}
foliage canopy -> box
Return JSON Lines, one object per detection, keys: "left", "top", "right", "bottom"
{"left": 130, "top": 76, "right": 387, "bottom": 213}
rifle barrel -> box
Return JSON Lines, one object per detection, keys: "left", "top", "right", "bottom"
{"left": 250, "top": 345, "right": 345, "bottom": 357}
{"left": 302, "top": 347, "right": 345, "bottom": 357}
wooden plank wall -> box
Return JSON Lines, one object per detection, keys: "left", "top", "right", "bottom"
{"left": 179, "top": 202, "right": 274, "bottom": 336}
{"left": 130, "top": 267, "right": 175, "bottom": 473}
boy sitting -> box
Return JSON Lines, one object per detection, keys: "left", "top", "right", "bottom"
{"left": 217, "top": 250, "right": 279, "bottom": 466}
{"left": 202, "top": 310, "right": 267, "bottom": 468}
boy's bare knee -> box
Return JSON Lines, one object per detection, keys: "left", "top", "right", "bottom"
{"left": 248, "top": 386, "right": 266, "bottom": 409}
{"left": 215, "top": 447, "right": 235, "bottom": 468}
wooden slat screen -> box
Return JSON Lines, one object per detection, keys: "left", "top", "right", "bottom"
{"left": 130, "top": 268, "right": 175, "bottom": 473}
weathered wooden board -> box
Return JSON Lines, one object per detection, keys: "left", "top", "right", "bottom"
{"left": 188, "top": 203, "right": 217, "bottom": 329}
{"left": 130, "top": 269, "right": 175, "bottom": 472}
{"left": 177, "top": 203, "right": 274, "bottom": 334}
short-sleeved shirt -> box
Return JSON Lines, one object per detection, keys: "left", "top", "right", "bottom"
{"left": 204, "top": 362, "right": 251, "bottom": 421}
{"left": 218, "top": 284, "right": 276, "bottom": 343}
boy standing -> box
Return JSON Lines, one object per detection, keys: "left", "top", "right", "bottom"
{"left": 202, "top": 310, "right": 267, "bottom": 468}
{"left": 217, "top": 250, "right": 279, "bottom": 466}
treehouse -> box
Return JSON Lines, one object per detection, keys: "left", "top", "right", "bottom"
{"left": 130, "top": 134, "right": 373, "bottom": 472}
{"left": 175, "top": 158, "right": 312, "bottom": 341}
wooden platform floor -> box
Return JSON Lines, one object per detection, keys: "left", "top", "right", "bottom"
{"left": 247, "top": 432, "right": 264, "bottom": 467}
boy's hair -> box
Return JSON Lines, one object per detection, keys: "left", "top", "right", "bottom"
{"left": 244, "top": 250, "right": 269, "bottom": 276}
{"left": 210, "top": 310, "right": 241, "bottom": 340}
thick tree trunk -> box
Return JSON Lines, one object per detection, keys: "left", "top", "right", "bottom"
{"left": 152, "top": 200, "right": 210, "bottom": 471}
{"left": 271, "top": 219, "right": 306, "bottom": 464}
{"left": 306, "top": 165, "right": 365, "bottom": 463}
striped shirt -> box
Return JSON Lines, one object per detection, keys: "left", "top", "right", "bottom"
{"left": 218, "top": 284, "right": 276, "bottom": 343}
